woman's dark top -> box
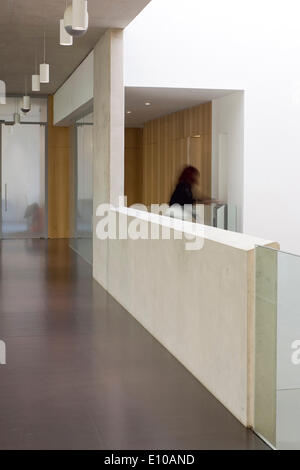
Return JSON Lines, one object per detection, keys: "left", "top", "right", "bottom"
{"left": 169, "top": 182, "right": 195, "bottom": 207}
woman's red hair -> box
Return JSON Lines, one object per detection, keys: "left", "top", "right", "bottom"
{"left": 178, "top": 166, "right": 200, "bottom": 185}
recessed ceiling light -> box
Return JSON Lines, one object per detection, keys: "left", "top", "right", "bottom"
{"left": 145, "top": 102, "right": 151, "bottom": 106}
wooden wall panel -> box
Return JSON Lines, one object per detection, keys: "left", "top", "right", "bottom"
{"left": 189, "top": 136, "right": 211, "bottom": 200}
{"left": 141, "top": 102, "right": 212, "bottom": 206}
{"left": 125, "top": 128, "right": 143, "bottom": 206}
{"left": 48, "top": 95, "right": 71, "bottom": 238}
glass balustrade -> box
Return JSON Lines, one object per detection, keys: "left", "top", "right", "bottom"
{"left": 255, "top": 245, "right": 300, "bottom": 449}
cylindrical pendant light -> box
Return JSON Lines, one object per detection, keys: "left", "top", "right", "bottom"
{"left": 32, "top": 74, "right": 40, "bottom": 92}
{"left": 0, "top": 80, "right": 6, "bottom": 104}
{"left": 21, "top": 96, "right": 31, "bottom": 114}
{"left": 32, "top": 51, "right": 40, "bottom": 91}
{"left": 64, "top": 3, "right": 88, "bottom": 37}
{"left": 72, "top": 0, "right": 88, "bottom": 31}
{"left": 21, "top": 78, "right": 31, "bottom": 114}
{"left": 13, "top": 98, "right": 20, "bottom": 125}
{"left": 40, "top": 32, "right": 50, "bottom": 84}
{"left": 60, "top": 18, "right": 73, "bottom": 45}
{"left": 40, "top": 63, "right": 49, "bottom": 83}
{"left": 14, "top": 112, "right": 20, "bottom": 124}
{"left": 22, "top": 96, "right": 31, "bottom": 110}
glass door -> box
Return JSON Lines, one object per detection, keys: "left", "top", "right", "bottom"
{"left": 69, "top": 113, "right": 93, "bottom": 265}
{"left": 1, "top": 123, "right": 46, "bottom": 238}
{"left": 75, "top": 119, "right": 93, "bottom": 238}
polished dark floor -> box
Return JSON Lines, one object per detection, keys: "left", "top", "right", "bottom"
{"left": 0, "top": 240, "right": 268, "bottom": 450}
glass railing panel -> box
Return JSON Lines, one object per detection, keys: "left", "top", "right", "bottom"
{"left": 276, "top": 250, "right": 300, "bottom": 449}
{"left": 138, "top": 203, "right": 238, "bottom": 232}
{"left": 255, "top": 245, "right": 278, "bottom": 448}
{"left": 255, "top": 246, "right": 300, "bottom": 449}
{"left": 69, "top": 238, "right": 92, "bottom": 265}
{"left": 204, "top": 203, "right": 237, "bottom": 232}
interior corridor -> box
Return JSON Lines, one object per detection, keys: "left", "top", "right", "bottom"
{"left": 0, "top": 240, "right": 268, "bottom": 450}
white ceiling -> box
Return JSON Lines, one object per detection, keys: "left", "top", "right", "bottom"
{"left": 125, "top": 87, "right": 238, "bottom": 127}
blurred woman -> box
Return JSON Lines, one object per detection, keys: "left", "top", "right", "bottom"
{"left": 167, "top": 165, "right": 215, "bottom": 222}
{"left": 169, "top": 166, "right": 200, "bottom": 207}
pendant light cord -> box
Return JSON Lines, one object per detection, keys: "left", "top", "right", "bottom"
{"left": 43, "top": 32, "right": 46, "bottom": 64}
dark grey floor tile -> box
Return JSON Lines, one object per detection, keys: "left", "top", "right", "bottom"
{"left": 0, "top": 239, "right": 269, "bottom": 450}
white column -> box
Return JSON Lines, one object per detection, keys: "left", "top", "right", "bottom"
{"left": 93, "top": 29, "right": 124, "bottom": 287}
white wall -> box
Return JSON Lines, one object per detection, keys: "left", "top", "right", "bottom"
{"left": 54, "top": 51, "right": 94, "bottom": 125}
{"left": 212, "top": 92, "right": 244, "bottom": 232}
{"left": 124, "top": 0, "right": 300, "bottom": 255}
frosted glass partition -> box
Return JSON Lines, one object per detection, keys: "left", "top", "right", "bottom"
{"left": 76, "top": 114, "right": 93, "bottom": 237}
{"left": 69, "top": 113, "right": 93, "bottom": 265}
{"left": 1, "top": 123, "right": 46, "bottom": 238}
{"left": 255, "top": 246, "right": 300, "bottom": 449}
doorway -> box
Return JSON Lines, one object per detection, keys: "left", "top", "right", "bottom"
{"left": 0, "top": 122, "right": 47, "bottom": 238}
